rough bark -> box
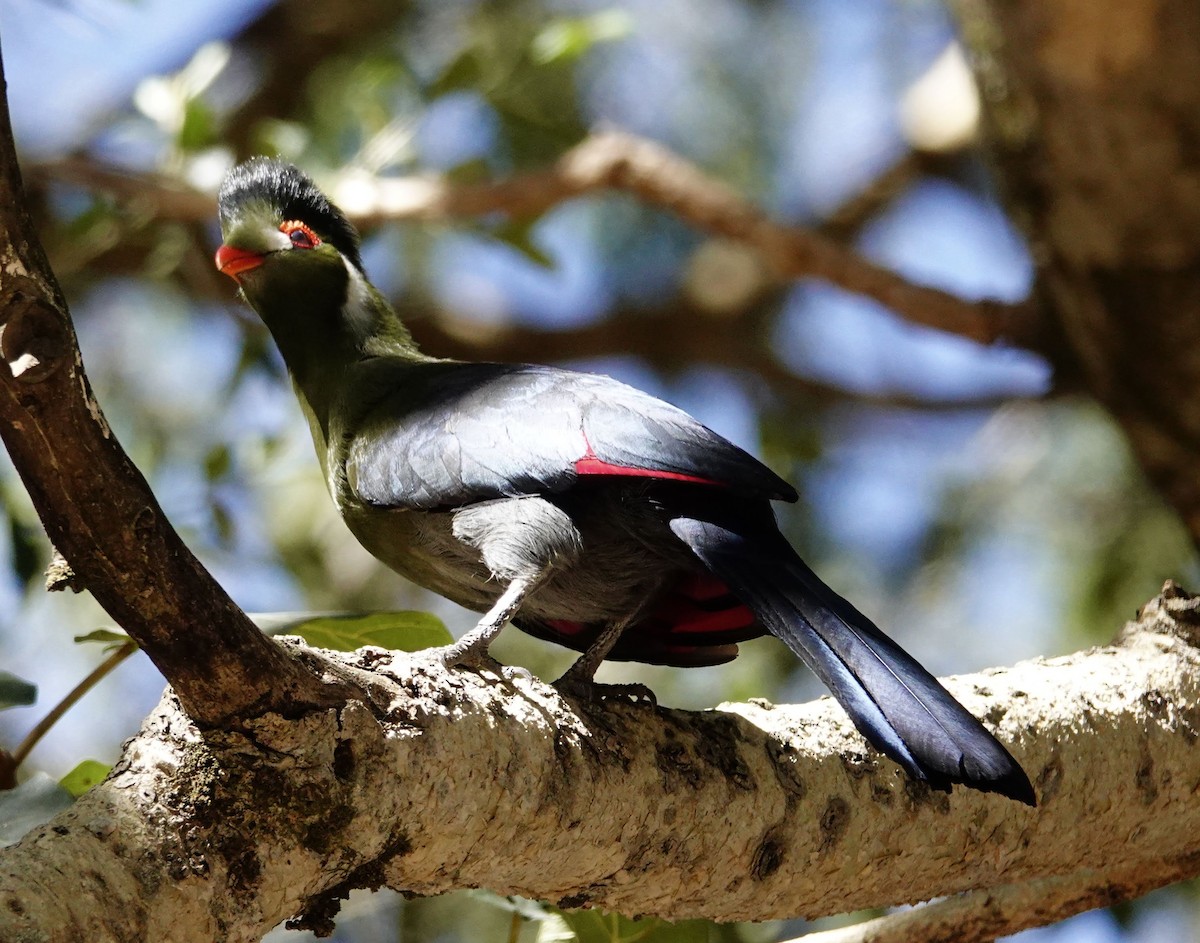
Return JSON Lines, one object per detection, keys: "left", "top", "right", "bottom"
{"left": 2, "top": 584, "right": 1199, "bottom": 943}
{"left": 957, "top": 0, "right": 1200, "bottom": 541}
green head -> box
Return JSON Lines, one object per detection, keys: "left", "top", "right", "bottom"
{"left": 216, "top": 157, "right": 362, "bottom": 307}
{"left": 216, "top": 160, "right": 362, "bottom": 338}
{"left": 216, "top": 159, "right": 420, "bottom": 403}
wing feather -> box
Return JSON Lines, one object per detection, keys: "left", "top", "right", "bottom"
{"left": 346, "top": 362, "right": 796, "bottom": 510}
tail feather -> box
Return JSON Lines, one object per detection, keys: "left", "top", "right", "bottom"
{"left": 670, "top": 518, "right": 1035, "bottom": 805}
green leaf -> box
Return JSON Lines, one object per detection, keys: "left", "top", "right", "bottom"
{"left": 559, "top": 910, "right": 711, "bottom": 943}
{"left": 8, "top": 514, "right": 42, "bottom": 587}
{"left": 443, "top": 157, "right": 494, "bottom": 186}
{"left": 428, "top": 47, "right": 484, "bottom": 97}
{"left": 0, "top": 773, "right": 73, "bottom": 846}
{"left": 531, "top": 11, "right": 633, "bottom": 65}
{"left": 0, "top": 672, "right": 36, "bottom": 710}
{"left": 59, "top": 760, "right": 110, "bottom": 798}
{"left": 211, "top": 498, "right": 236, "bottom": 549}
{"left": 203, "top": 444, "right": 232, "bottom": 481}
{"left": 489, "top": 218, "right": 555, "bottom": 269}
{"left": 74, "top": 628, "right": 133, "bottom": 654}
{"left": 178, "top": 98, "right": 216, "bottom": 151}
{"left": 252, "top": 611, "right": 453, "bottom": 653}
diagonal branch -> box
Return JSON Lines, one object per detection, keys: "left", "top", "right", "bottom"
{"left": 0, "top": 43, "right": 346, "bottom": 726}
{"left": 34, "top": 131, "right": 1043, "bottom": 354}
{"left": 351, "top": 130, "right": 1040, "bottom": 350}
{"left": 402, "top": 295, "right": 1041, "bottom": 410}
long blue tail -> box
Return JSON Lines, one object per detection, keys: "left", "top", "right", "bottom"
{"left": 671, "top": 517, "right": 1035, "bottom": 804}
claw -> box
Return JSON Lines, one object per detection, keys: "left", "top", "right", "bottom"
{"left": 553, "top": 674, "right": 657, "bottom": 707}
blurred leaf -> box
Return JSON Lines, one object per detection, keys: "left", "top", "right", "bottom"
{"left": 559, "top": 910, "right": 712, "bottom": 943}
{"left": 133, "top": 75, "right": 178, "bottom": 127}
{"left": 211, "top": 498, "right": 236, "bottom": 550}
{"left": 430, "top": 47, "right": 484, "bottom": 97}
{"left": 179, "top": 98, "right": 217, "bottom": 151}
{"left": 8, "top": 513, "right": 42, "bottom": 587}
{"left": 204, "top": 444, "right": 231, "bottom": 482}
{"left": 74, "top": 628, "right": 133, "bottom": 653}
{"left": 0, "top": 773, "right": 73, "bottom": 846}
{"left": 0, "top": 672, "right": 36, "bottom": 710}
{"left": 444, "top": 156, "right": 494, "bottom": 185}
{"left": 531, "top": 11, "right": 633, "bottom": 65}
{"left": 537, "top": 914, "right": 580, "bottom": 943}
{"left": 307, "top": 51, "right": 420, "bottom": 168}
{"left": 253, "top": 118, "right": 312, "bottom": 158}
{"left": 59, "top": 760, "right": 110, "bottom": 798}
{"left": 175, "top": 41, "right": 231, "bottom": 99}
{"left": 424, "top": 5, "right": 589, "bottom": 167}
{"left": 490, "top": 218, "right": 555, "bottom": 269}
{"left": 252, "top": 611, "right": 452, "bottom": 652}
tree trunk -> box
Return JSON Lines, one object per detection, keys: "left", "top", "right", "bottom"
{"left": 958, "top": 0, "right": 1200, "bottom": 541}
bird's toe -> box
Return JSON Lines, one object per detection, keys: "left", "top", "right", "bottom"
{"left": 553, "top": 674, "right": 657, "bottom": 707}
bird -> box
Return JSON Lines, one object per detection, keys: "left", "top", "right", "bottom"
{"left": 215, "top": 157, "right": 1034, "bottom": 805}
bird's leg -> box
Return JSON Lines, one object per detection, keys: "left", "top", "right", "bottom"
{"left": 552, "top": 611, "right": 656, "bottom": 705}
{"left": 555, "top": 616, "right": 631, "bottom": 686}
{"left": 439, "top": 569, "right": 545, "bottom": 669}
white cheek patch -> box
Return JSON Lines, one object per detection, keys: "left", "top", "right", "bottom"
{"left": 341, "top": 258, "right": 377, "bottom": 337}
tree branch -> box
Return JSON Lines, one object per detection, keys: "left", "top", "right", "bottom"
{"left": 2, "top": 582, "right": 1198, "bottom": 942}
{"left": 364, "top": 130, "right": 1040, "bottom": 350}
{"left": 34, "top": 130, "right": 1042, "bottom": 354}
{"left": 0, "top": 44, "right": 346, "bottom": 726}
{"left": 401, "top": 294, "right": 1038, "bottom": 411}
{"left": 800, "top": 858, "right": 1195, "bottom": 943}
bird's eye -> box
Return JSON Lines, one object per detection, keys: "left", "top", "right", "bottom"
{"left": 280, "top": 220, "right": 319, "bottom": 250}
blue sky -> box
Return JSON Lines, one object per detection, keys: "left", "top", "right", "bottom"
{"left": 1, "top": 0, "right": 270, "bottom": 154}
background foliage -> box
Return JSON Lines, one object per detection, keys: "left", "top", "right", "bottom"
{"left": 0, "top": 0, "right": 1196, "bottom": 940}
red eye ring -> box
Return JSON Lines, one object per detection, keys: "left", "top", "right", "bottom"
{"left": 280, "top": 220, "right": 320, "bottom": 250}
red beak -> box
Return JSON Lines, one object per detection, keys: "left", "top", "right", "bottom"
{"left": 215, "top": 244, "right": 265, "bottom": 279}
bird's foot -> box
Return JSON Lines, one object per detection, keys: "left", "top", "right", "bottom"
{"left": 552, "top": 673, "right": 657, "bottom": 707}
{"left": 435, "top": 574, "right": 540, "bottom": 673}
{"left": 435, "top": 636, "right": 497, "bottom": 672}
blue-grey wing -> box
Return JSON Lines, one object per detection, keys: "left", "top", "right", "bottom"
{"left": 345, "top": 362, "right": 796, "bottom": 510}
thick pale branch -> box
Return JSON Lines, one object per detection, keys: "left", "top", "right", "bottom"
{"left": 2, "top": 584, "right": 1198, "bottom": 943}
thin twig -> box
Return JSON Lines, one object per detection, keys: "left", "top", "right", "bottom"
{"left": 10, "top": 641, "right": 137, "bottom": 768}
